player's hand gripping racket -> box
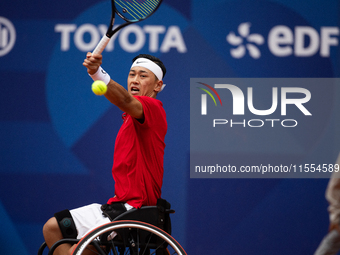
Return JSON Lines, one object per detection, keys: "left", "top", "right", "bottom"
{"left": 93, "top": 0, "right": 163, "bottom": 54}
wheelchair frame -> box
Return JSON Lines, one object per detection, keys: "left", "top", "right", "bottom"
{"left": 38, "top": 204, "right": 186, "bottom": 255}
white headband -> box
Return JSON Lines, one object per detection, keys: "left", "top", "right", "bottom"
{"left": 131, "top": 58, "right": 166, "bottom": 92}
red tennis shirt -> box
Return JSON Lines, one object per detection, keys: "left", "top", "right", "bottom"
{"left": 107, "top": 96, "right": 167, "bottom": 208}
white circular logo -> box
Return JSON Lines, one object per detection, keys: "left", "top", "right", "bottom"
{"left": 0, "top": 17, "right": 16, "bottom": 57}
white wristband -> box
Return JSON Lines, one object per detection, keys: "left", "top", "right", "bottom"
{"left": 89, "top": 66, "right": 111, "bottom": 85}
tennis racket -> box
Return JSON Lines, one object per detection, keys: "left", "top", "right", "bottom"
{"left": 92, "top": 0, "right": 163, "bottom": 54}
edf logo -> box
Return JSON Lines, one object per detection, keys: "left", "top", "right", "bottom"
{"left": 227, "top": 22, "right": 339, "bottom": 59}
{"left": 0, "top": 17, "right": 16, "bottom": 57}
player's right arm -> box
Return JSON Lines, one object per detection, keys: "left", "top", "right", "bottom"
{"left": 83, "top": 53, "right": 144, "bottom": 120}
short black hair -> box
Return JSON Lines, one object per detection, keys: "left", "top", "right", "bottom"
{"left": 132, "top": 54, "right": 166, "bottom": 79}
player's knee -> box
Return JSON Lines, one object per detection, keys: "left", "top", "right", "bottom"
{"left": 43, "top": 217, "right": 61, "bottom": 238}
{"left": 54, "top": 209, "right": 78, "bottom": 239}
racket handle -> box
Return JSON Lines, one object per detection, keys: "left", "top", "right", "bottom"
{"left": 92, "top": 35, "right": 111, "bottom": 54}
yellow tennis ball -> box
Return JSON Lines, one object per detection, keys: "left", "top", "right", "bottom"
{"left": 92, "top": 80, "right": 107, "bottom": 96}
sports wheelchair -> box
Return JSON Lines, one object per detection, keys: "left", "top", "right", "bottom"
{"left": 38, "top": 199, "right": 186, "bottom": 255}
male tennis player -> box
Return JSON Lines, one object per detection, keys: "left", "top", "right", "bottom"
{"left": 42, "top": 52, "right": 167, "bottom": 255}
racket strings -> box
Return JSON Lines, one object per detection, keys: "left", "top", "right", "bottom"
{"left": 120, "top": 0, "right": 157, "bottom": 18}
{"left": 115, "top": 0, "right": 161, "bottom": 21}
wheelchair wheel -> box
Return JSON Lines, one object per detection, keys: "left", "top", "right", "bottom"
{"left": 71, "top": 220, "right": 187, "bottom": 255}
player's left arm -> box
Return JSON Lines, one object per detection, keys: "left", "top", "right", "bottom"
{"left": 83, "top": 53, "right": 144, "bottom": 120}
